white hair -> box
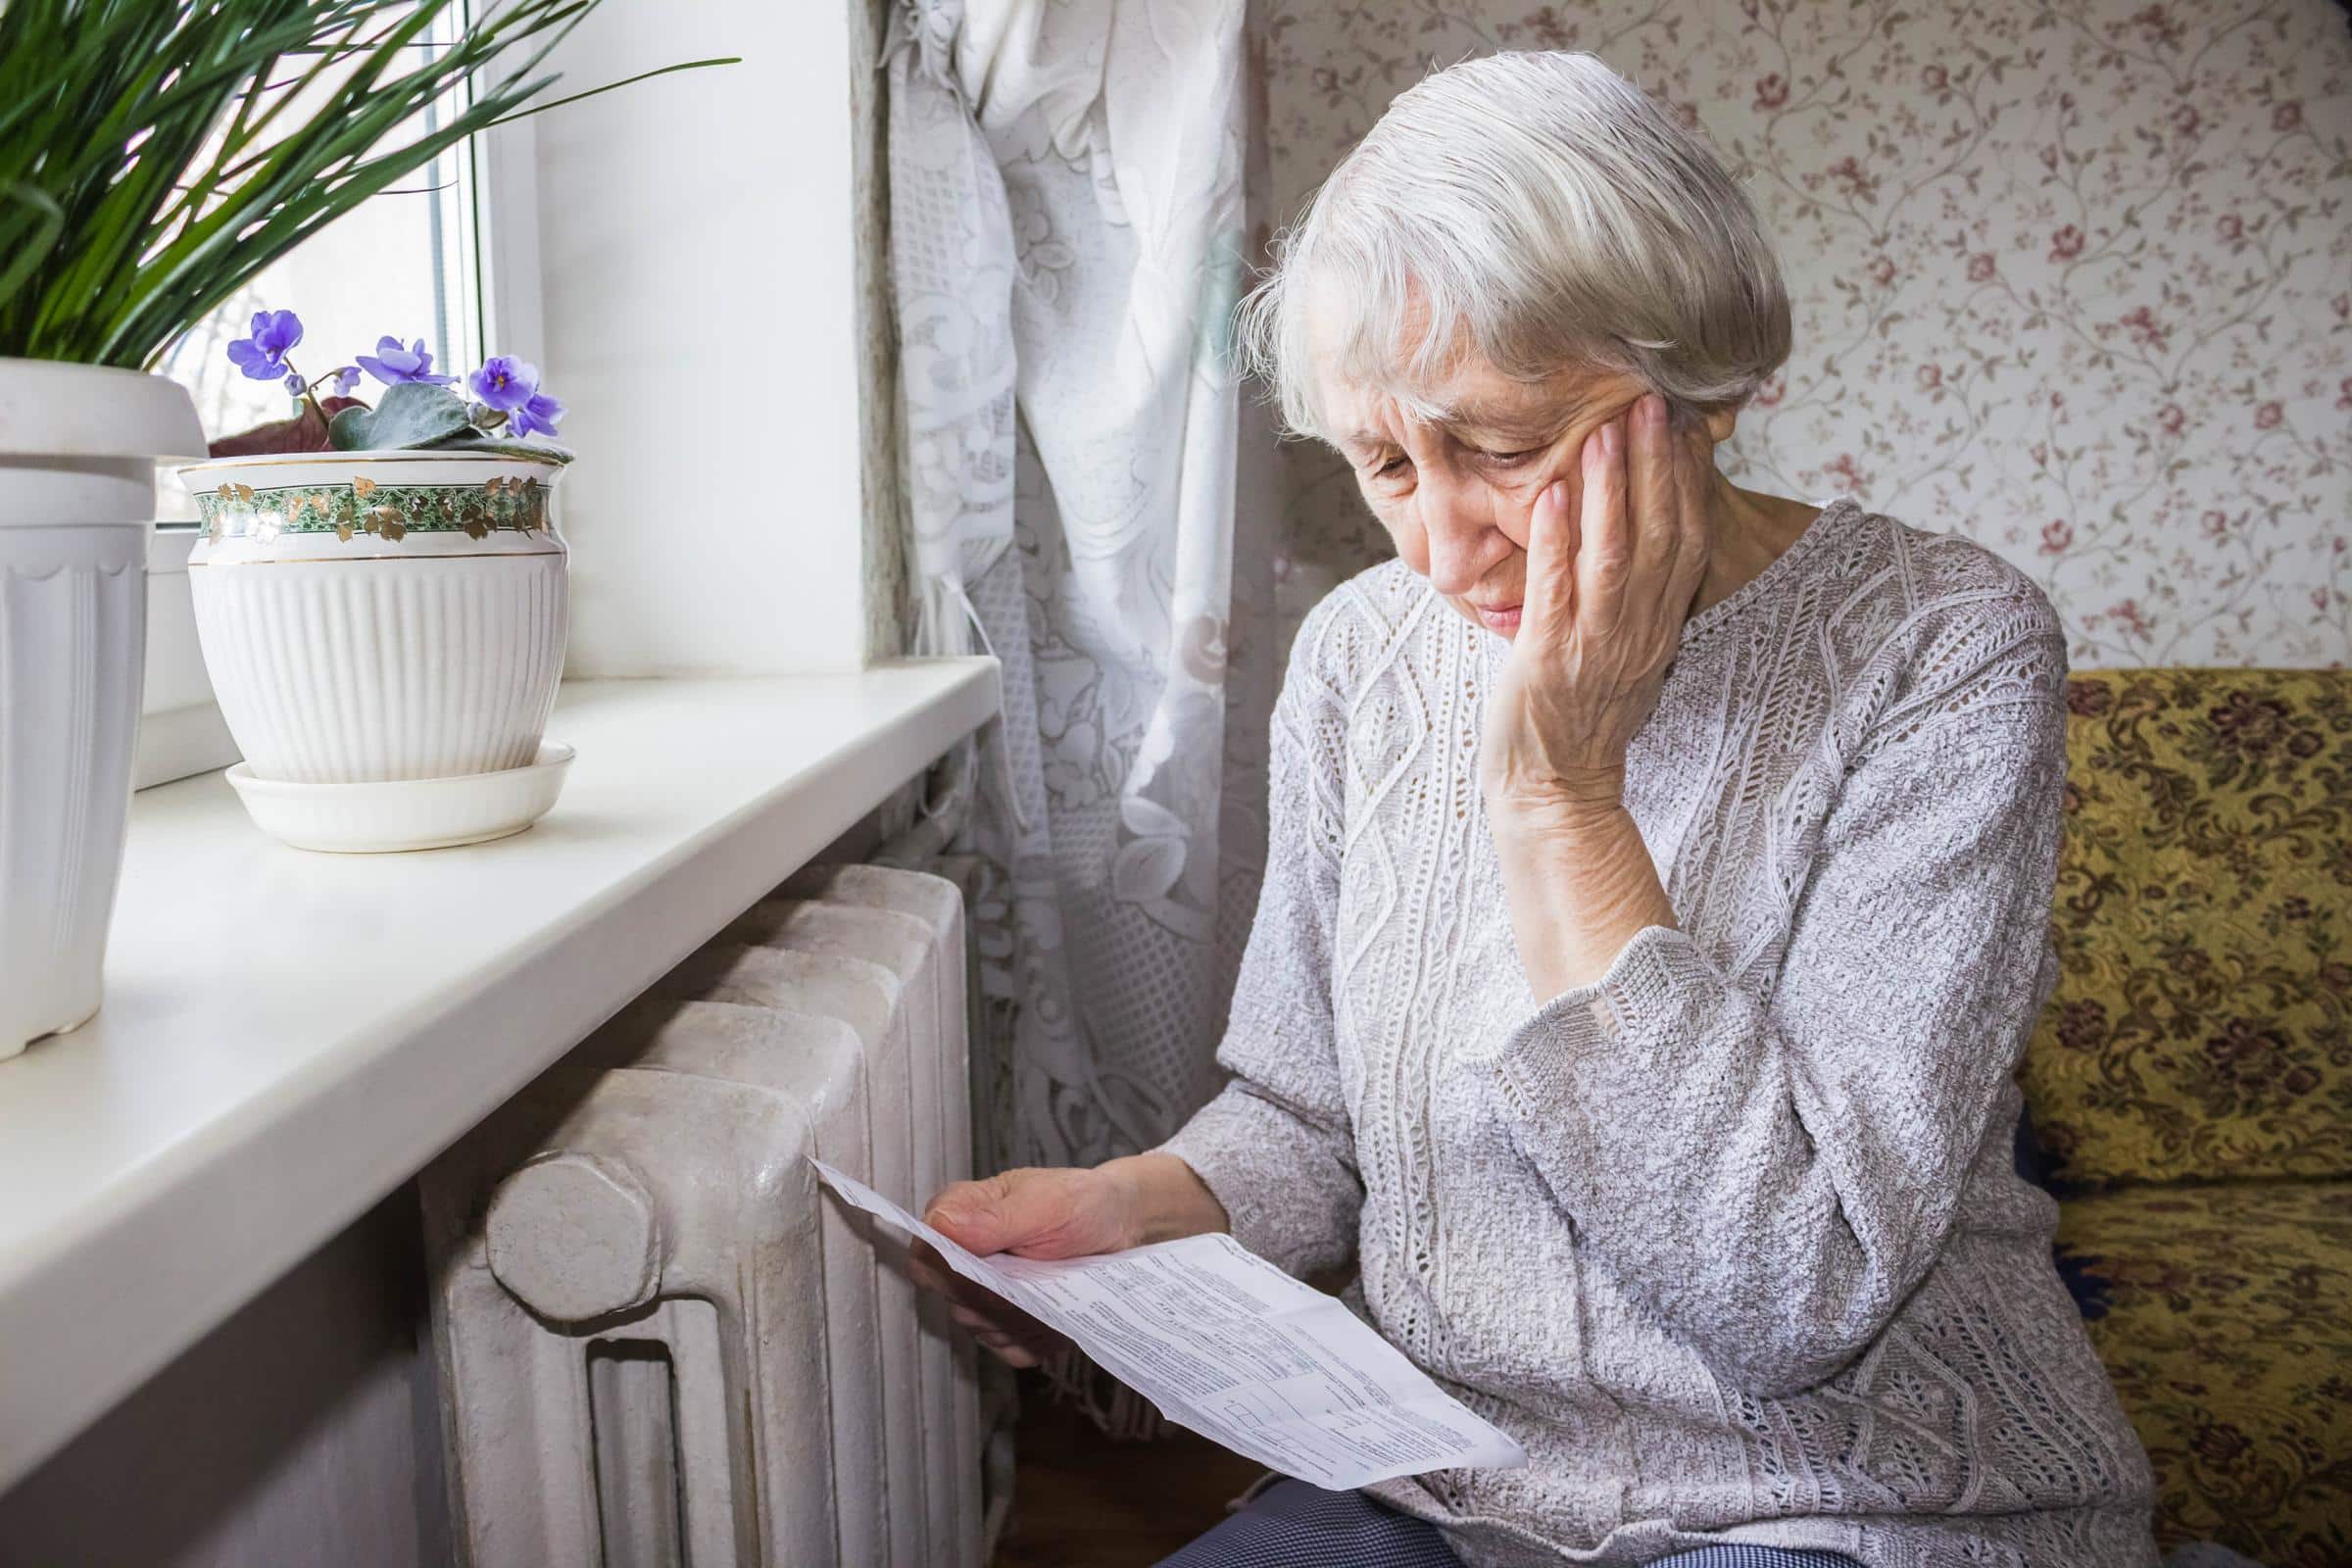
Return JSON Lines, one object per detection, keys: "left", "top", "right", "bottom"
{"left": 1236, "top": 50, "right": 1791, "bottom": 442}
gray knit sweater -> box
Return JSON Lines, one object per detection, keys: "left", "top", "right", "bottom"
{"left": 1156, "top": 498, "right": 2159, "bottom": 1567}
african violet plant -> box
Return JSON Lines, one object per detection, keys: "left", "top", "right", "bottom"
{"left": 212, "top": 308, "right": 568, "bottom": 461}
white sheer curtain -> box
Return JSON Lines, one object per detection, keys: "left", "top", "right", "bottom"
{"left": 885, "top": 0, "right": 1278, "bottom": 1173}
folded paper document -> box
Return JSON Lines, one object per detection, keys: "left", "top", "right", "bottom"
{"left": 810, "top": 1158, "right": 1528, "bottom": 1489}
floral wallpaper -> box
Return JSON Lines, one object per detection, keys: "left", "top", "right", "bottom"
{"left": 1252, "top": 0, "right": 2351, "bottom": 666}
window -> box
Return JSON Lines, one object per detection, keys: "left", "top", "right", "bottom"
{"left": 141, "top": 9, "right": 502, "bottom": 788}
{"left": 154, "top": 10, "right": 488, "bottom": 464}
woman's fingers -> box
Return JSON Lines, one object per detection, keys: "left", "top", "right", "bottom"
{"left": 908, "top": 1238, "right": 1001, "bottom": 1320}
{"left": 1627, "top": 393, "right": 1682, "bottom": 603}
{"left": 1520, "top": 473, "right": 1578, "bottom": 639}
{"left": 921, "top": 1163, "right": 1141, "bottom": 1261}
{"left": 914, "top": 1237, "right": 1059, "bottom": 1367}
{"left": 949, "top": 1290, "right": 1063, "bottom": 1370}
{"left": 1572, "top": 412, "right": 1631, "bottom": 624}
{"left": 914, "top": 1176, "right": 1062, "bottom": 1335}
{"left": 922, "top": 1173, "right": 1037, "bottom": 1255}
{"left": 909, "top": 1165, "right": 1138, "bottom": 1369}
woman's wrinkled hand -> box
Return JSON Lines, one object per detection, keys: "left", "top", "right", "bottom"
{"left": 913, "top": 1164, "right": 1142, "bottom": 1368}
{"left": 1478, "top": 390, "right": 1715, "bottom": 827}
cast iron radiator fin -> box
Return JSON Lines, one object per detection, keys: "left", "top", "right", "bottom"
{"left": 422, "top": 863, "right": 984, "bottom": 1568}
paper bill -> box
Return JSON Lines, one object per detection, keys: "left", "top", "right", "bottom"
{"left": 809, "top": 1157, "right": 1528, "bottom": 1489}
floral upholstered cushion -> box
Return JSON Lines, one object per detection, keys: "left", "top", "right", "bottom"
{"left": 2022, "top": 668, "right": 2352, "bottom": 1189}
{"left": 2053, "top": 1181, "right": 2352, "bottom": 1564}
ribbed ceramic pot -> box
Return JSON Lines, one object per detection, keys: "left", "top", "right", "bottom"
{"left": 176, "top": 450, "right": 568, "bottom": 784}
{"left": 0, "top": 358, "right": 207, "bottom": 1058}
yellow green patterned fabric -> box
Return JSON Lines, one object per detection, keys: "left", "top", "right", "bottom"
{"left": 2023, "top": 668, "right": 2352, "bottom": 1189}
{"left": 2053, "top": 1181, "right": 2352, "bottom": 1562}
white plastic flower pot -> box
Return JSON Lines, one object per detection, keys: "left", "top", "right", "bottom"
{"left": 175, "top": 449, "right": 568, "bottom": 785}
{"left": 0, "top": 358, "right": 206, "bottom": 1059}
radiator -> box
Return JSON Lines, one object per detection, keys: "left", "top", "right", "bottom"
{"left": 422, "top": 863, "right": 984, "bottom": 1568}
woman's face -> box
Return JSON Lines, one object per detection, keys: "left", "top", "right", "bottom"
{"left": 1322, "top": 353, "right": 1652, "bottom": 640}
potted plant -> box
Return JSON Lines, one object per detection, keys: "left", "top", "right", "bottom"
{"left": 0, "top": 0, "right": 726, "bottom": 1056}
{"left": 178, "top": 320, "right": 574, "bottom": 826}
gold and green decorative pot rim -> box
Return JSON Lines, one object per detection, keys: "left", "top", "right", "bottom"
{"left": 190, "top": 473, "right": 552, "bottom": 543}
{"left": 176, "top": 451, "right": 566, "bottom": 559}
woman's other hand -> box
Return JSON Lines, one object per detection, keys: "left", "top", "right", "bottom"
{"left": 1478, "top": 389, "right": 1709, "bottom": 996}
{"left": 915, "top": 1152, "right": 1227, "bottom": 1366}
{"left": 1478, "top": 389, "right": 1714, "bottom": 826}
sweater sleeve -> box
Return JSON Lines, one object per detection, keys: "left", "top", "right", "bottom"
{"left": 1152, "top": 609, "right": 1361, "bottom": 1279}
{"left": 1487, "top": 600, "right": 2070, "bottom": 1398}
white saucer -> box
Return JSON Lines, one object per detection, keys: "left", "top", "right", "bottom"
{"left": 225, "top": 742, "right": 575, "bottom": 853}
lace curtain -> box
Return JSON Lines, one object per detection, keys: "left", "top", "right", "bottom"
{"left": 885, "top": 0, "right": 1279, "bottom": 1171}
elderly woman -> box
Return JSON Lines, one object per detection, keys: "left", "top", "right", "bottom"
{"left": 920, "top": 49, "right": 2160, "bottom": 1568}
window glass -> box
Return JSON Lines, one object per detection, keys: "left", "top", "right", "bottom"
{"left": 156, "top": 14, "right": 484, "bottom": 451}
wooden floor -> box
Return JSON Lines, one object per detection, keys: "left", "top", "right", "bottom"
{"left": 988, "top": 1377, "right": 1267, "bottom": 1567}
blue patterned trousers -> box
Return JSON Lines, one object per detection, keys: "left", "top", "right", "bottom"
{"left": 1154, "top": 1478, "right": 1867, "bottom": 1568}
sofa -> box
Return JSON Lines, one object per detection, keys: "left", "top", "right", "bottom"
{"left": 2018, "top": 667, "right": 2350, "bottom": 1566}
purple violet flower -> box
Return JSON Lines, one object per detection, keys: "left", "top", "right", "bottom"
{"left": 355, "top": 336, "right": 456, "bottom": 386}
{"left": 225, "top": 310, "right": 303, "bottom": 380}
{"left": 467, "top": 355, "right": 537, "bottom": 412}
{"left": 508, "top": 389, "right": 566, "bottom": 441}
{"left": 326, "top": 366, "right": 362, "bottom": 398}
{"left": 469, "top": 356, "right": 564, "bottom": 440}
{"left": 283, "top": 370, "right": 306, "bottom": 395}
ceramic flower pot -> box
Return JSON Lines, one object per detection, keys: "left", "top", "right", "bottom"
{"left": 0, "top": 358, "right": 207, "bottom": 1058}
{"left": 176, "top": 450, "right": 568, "bottom": 784}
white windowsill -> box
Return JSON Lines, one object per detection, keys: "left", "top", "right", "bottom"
{"left": 0, "top": 659, "right": 999, "bottom": 1490}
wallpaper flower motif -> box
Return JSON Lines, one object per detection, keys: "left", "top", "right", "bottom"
{"left": 1255, "top": 0, "right": 2351, "bottom": 666}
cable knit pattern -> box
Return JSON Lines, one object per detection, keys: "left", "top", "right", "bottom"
{"left": 1156, "top": 498, "right": 2161, "bottom": 1567}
